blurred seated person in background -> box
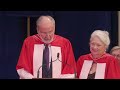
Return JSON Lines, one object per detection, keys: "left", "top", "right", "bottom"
{"left": 16, "top": 15, "right": 76, "bottom": 79}
{"left": 110, "top": 46, "right": 120, "bottom": 65}
{"left": 76, "top": 30, "right": 120, "bottom": 79}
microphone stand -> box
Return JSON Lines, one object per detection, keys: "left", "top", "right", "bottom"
{"left": 57, "top": 58, "right": 77, "bottom": 78}
{"left": 37, "top": 53, "right": 76, "bottom": 78}
{"left": 56, "top": 53, "right": 76, "bottom": 78}
{"left": 37, "top": 58, "right": 58, "bottom": 78}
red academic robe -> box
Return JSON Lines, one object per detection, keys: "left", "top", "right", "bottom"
{"left": 77, "top": 53, "right": 120, "bottom": 79}
{"left": 16, "top": 34, "right": 76, "bottom": 79}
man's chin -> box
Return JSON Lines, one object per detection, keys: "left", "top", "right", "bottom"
{"left": 43, "top": 40, "right": 52, "bottom": 44}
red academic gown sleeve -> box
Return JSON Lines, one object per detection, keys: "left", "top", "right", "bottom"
{"left": 106, "top": 58, "right": 120, "bottom": 79}
{"left": 61, "top": 39, "right": 77, "bottom": 75}
{"left": 16, "top": 37, "right": 33, "bottom": 75}
{"left": 76, "top": 56, "right": 85, "bottom": 78}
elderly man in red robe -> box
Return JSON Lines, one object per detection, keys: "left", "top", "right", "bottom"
{"left": 16, "top": 15, "right": 76, "bottom": 79}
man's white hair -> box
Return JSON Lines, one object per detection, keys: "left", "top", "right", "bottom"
{"left": 90, "top": 30, "right": 110, "bottom": 48}
{"left": 110, "top": 46, "right": 120, "bottom": 54}
{"left": 36, "top": 15, "right": 55, "bottom": 26}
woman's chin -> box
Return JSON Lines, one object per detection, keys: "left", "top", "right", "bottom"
{"left": 91, "top": 53, "right": 98, "bottom": 56}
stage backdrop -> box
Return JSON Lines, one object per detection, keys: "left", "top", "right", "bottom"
{"left": 0, "top": 11, "right": 118, "bottom": 79}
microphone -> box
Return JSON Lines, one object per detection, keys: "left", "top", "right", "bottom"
{"left": 56, "top": 53, "right": 77, "bottom": 78}
{"left": 57, "top": 53, "right": 59, "bottom": 58}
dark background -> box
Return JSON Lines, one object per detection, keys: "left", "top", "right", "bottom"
{"left": 0, "top": 11, "right": 118, "bottom": 79}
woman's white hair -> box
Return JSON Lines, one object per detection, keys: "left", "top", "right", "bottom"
{"left": 90, "top": 30, "right": 110, "bottom": 49}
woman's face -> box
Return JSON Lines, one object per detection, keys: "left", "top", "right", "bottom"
{"left": 90, "top": 36, "right": 106, "bottom": 58}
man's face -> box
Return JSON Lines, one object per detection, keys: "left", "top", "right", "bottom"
{"left": 111, "top": 49, "right": 120, "bottom": 60}
{"left": 37, "top": 23, "right": 55, "bottom": 44}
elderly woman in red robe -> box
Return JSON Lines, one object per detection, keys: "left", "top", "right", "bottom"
{"left": 77, "top": 30, "right": 120, "bottom": 79}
